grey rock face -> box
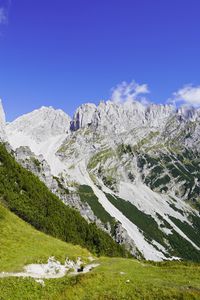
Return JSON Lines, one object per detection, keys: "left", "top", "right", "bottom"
{"left": 70, "top": 101, "right": 175, "bottom": 134}
{"left": 114, "top": 223, "right": 140, "bottom": 258}
{"left": 7, "top": 106, "right": 71, "bottom": 143}
{"left": 0, "top": 100, "right": 7, "bottom": 142}
{"left": 15, "top": 146, "right": 56, "bottom": 190}
{"left": 14, "top": 145, "right": 103, "bottom": 225}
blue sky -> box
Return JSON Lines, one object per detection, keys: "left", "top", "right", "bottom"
{"left": 0, "top": 0, "right": 200, "bottom": 120}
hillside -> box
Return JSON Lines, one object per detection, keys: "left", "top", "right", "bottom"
{"left": 0, "top": 143, "right": 126, "bottom": 258}
{"left": 0, "top": 193, "right": 200, "bottom": 299}
{"left": 0, "top": 202, "right": 90, "bottom": 272}
{"left": 1, "top": 253, "right": 200, "bottom": 299}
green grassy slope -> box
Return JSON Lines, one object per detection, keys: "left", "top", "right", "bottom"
{"left": 0, "top": 257, "right": 200, "bottom": 299}
{"left": 60, "top": 258, "right": 200, "bottom": 300}
{"left": 0, "top": 202, "right": 90, "bottom": 272}
{"left": 0, "top": 143, "right": 126, "bottom": 257}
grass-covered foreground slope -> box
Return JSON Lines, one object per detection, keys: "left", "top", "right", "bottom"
{"left": 2, "top": 194, "right": 200, "bottom": 299}
{"left": 0, "top": 203, "right": 90, "bottom": 272}
{"left": 0, "top": 257, "right": 200, "bottom": 299}
{"left": 0, "top": 143, "right": 126, "bottom": 257}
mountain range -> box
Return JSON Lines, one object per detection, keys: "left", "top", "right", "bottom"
{"left": 1, "top": 99, "right": 200, "bottom": 262}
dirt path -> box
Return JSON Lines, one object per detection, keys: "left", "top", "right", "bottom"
{"left": 0, "top": 257, "right": 100, "bottom": 279}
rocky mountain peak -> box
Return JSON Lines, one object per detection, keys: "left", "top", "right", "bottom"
{"left": 145, "top": 103, "right": 175, "bottom": 127}
{"left": 177, "top": 106, "right": 200, "bottom": 121}
{"left": 6, "top": 106, "right": 71, "bottom": 143}
{"left": 70, "top": 103, "right": 97, "bottom": 131}
{"left": 0, "top": 99, "right": 7, "bottom": 141}
{"left": 70, "top": 100, "right": 176, "bottom": 134}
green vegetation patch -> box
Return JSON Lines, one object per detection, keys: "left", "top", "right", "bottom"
{"left": 155, "top": 214, "right": 200, "bottom": 262}
{"left": 169, "top": 216, "right": 200, "bottom": 248}
{"left": 30, "top": 157, "right": 41, "bottom": 172}
{"left": 167, "top": 230, "right": 200, "bottom": 262}
{"left": 117, "top": 144, "right": 134, "bottom": 156}
{"left": 0, "top": 203, "right": 90, "bottom": 272}
{"left": 137, "top": 148, "right": 200, "bottom": 206}
{"left": 53, "top": 176, "right": 70, "bottom": 194}
{"left": 134, "top": 131, "right": 160, "bottom": 150}
{"left": 79, "top": 185, "right": 116, "bottom": 234}
{"left": 87, "top": 148, "right": 115, "bottom": 170}
{"left": 152, "top": 175, "right": 171, "bottom": 188}
{"left": 169, "top": 202, "right": 184, "bottom": 215}
{"left": 106, "top": 193, "right": 166, "bottom": 246}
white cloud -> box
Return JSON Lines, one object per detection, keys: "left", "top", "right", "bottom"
{"left": 0, "top": 7, "right": 7, "bottom": 24}
{"left": 171, "top": 85, "right": 200, "bottom": 107}
{"left": 111, "top": 80, "right": 150, "bottom": 104}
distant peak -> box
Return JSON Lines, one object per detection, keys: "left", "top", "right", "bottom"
{"left": 0, "top": 99, "right": 6, "bottom": 123}
{"left": 20, "top": 105, "right": 71, "bottom": 120}
{"left": 0, "top": 99, "right": 7, "bottom": 141}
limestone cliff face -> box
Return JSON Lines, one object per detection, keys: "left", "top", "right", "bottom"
{"left": 70, "top": 101, "right": 175, "bottom": 134}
